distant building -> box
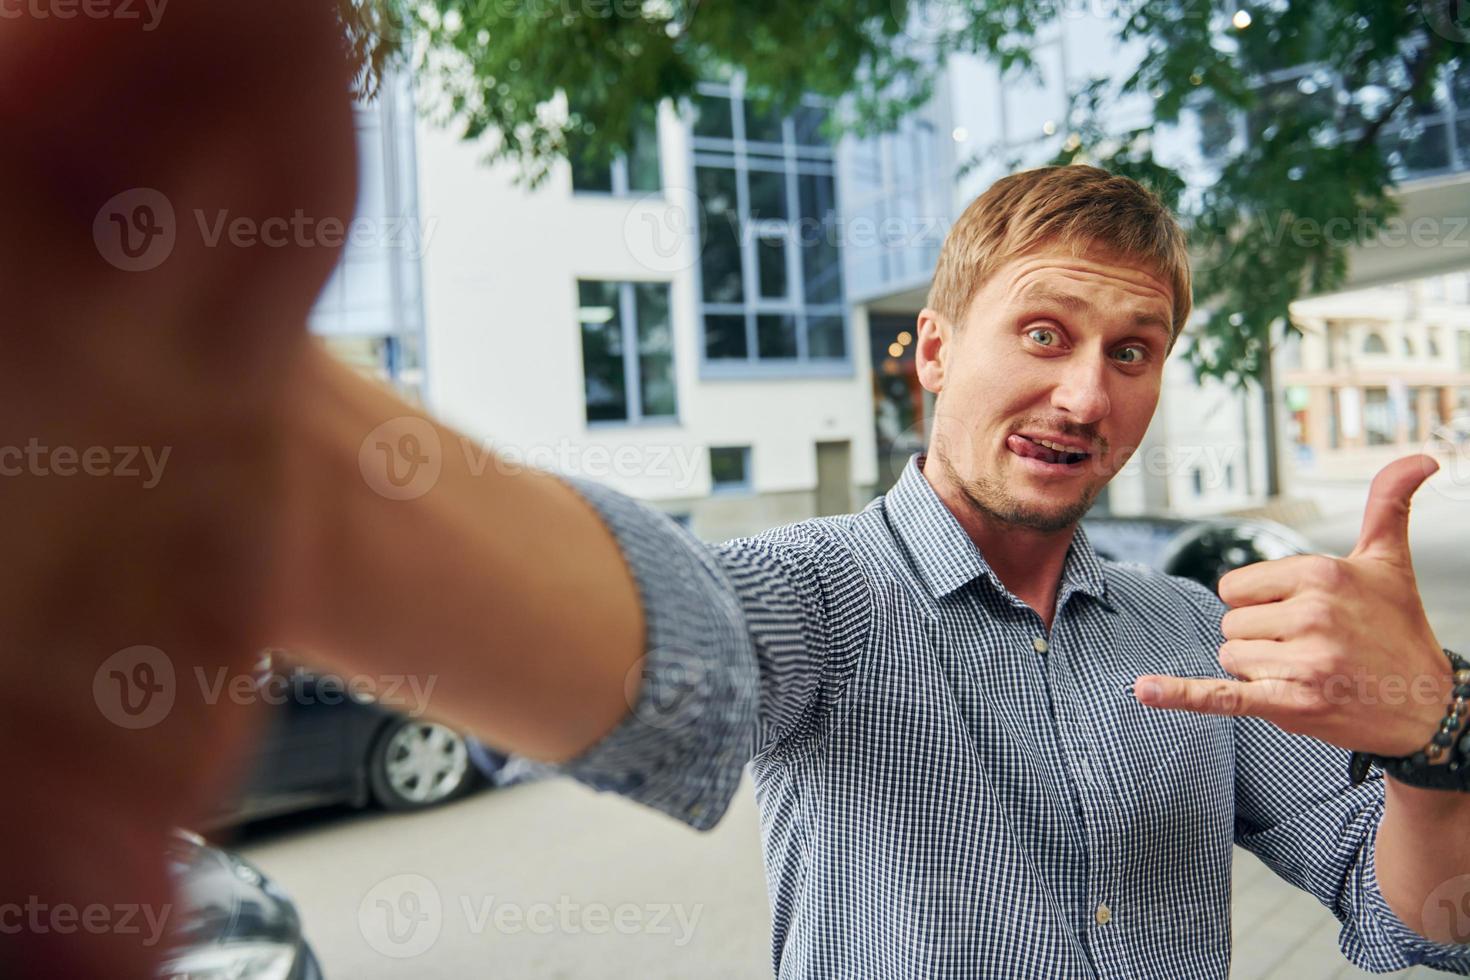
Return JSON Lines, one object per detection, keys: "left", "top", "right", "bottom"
{"left": 310, "top": 75, "right": 429, "bottom": 401}
{"left": 415, "top": 81, "right": 873, "bottom": 540}
{"left": 1283, "top": 274, "right": 1470, "bottom": 458}
{"left": 325, "top": 32, "right": 1468, "bottom": 532}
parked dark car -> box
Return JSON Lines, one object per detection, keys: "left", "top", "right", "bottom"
{"left": 1081, "top": 514, "right": 1312, "bottom": 590}
{"left": 158, "top": 829, "right": 321, "bottom": 980}
{"left": 212, "top": 657, "right": 506, "bottom": 828}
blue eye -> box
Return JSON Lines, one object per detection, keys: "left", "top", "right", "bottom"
{"left": 1027, "top": 327, "right": 1058, "bottom": 346}
{"left": 1113, "top": 346, "right": 1146, "bottom": 364}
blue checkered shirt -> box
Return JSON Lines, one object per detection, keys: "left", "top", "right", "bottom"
{"left": 556, "top": 454, "right": 1470, "bottom": 977}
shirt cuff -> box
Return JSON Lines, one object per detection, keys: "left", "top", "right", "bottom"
{"left": 543, "top": 474, "right": 759, "bottom": 831}
{"left": 1341, "top": 803, "right": 1470, "bottom": 973}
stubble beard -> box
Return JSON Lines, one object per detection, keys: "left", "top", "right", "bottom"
{"left": 933, "top": 446, "right": 1102, "bottom": 534}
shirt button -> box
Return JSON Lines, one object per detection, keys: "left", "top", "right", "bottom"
{"left": 1095, "top": 903, "right": 1112, "bottom": 925}
{"left": 1033, "top": 636, "right": 1049, "bottom": 654}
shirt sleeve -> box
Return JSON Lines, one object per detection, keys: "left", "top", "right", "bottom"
{"left": 1173, "top": 578, "right": 1470, "bottom": 973}
{"left": 542, "top": 474, "right": 872, "bottom": 832}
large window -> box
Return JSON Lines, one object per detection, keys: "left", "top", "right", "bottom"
{"left": 689, "top": 81, "right": 848, "bottom": 373}
{"left": 568, "top": 102, "right": 661, "bottom": 196}
{"left": 577, "top": 280, "right": 677, "bottom": 424}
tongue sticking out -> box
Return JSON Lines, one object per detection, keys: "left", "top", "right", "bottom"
{"left": 1009, "top": 435, "right": 1087, "bottom": 466}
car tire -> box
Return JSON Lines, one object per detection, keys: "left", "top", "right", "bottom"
{"left": 367, "top": 718, "right": 479, "bottom": 812}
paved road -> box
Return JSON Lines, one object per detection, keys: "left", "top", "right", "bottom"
{"left": 236, "top": 474, "right": 1468, "bottom": 979}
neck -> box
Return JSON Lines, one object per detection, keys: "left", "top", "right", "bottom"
{"left": 921, "top": 457, "right": 1077, "bottom": 629}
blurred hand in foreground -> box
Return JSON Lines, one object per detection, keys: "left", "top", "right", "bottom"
{"left": 0, "top": 6, "right": 355, "bottom": 977}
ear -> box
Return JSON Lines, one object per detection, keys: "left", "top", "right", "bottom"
{"left": 915, "top": 308, "right": 952, "bottom": 394}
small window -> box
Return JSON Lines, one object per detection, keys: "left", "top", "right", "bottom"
{"left": 1363, "top": 332, "right": 1388, "bottom": 355}
{"left": 1403, "top": 336, "right": 1416, "bottom": 357}
{"left": 568, "top": 103, "right": 661, "bottom": 196}
{"left": 577, "top": 280, "right": 677, "bottom": 424}
{"left": 1191, "top": 468, "right": 1205, "bottom": 497}
{"left": 1429, "top": 331, "right": 1441, "bottom": 357}
{"left": 710, "top": 446, "right": 751, "bottom": 493}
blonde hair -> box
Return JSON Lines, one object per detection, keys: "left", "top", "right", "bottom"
{"left": 927, "top": 165, "right": 1192, "bottom": 345}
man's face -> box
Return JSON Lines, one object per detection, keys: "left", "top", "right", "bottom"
{"left": 915, "top": 244, "right": 1175, "bottom": 532}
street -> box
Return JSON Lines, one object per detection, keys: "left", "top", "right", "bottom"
{"left": 235, "top": 473, "right": 1468, "bottom": 979}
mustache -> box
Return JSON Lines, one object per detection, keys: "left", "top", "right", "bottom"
{"left": 1009, "top": 418, "right": 1110, "bottom": 455}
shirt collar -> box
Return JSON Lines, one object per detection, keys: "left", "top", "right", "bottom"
{"left": 883, "top": 453, "right": 1111, "bottom": 609}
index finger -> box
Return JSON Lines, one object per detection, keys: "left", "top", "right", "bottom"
{"left": 1216, "top": 554, "right": 1323, "bottom": 608}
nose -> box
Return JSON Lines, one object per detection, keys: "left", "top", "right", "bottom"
{"left": 1050, "top": 352, "right": 1111, "bottom": 425}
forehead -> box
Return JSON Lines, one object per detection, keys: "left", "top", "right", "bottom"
{"left": 984, "top": 248, "right": 1174, "bottom": 323}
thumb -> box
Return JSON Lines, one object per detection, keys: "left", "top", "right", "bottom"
{"left": 1350, "top": 453, "right": 1438, "bottom": 562}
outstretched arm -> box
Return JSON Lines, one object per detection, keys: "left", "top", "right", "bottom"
{"left": 280, "top": 343, "right": 646, "bottom": 764}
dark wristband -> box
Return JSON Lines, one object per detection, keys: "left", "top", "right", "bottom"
{"left": 1350, "top": 649, "right": 1470, "bottom": 791}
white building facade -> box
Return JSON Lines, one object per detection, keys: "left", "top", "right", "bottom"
{"left": 415, "top": 84, "right": 878, "bottom": 540}
{"left": 324, "top": 27, "right": 1467, "bottom": 532}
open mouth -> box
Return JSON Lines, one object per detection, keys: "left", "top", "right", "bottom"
{"left": 1006, "top": 433, "right": 1092, "bottom": 469}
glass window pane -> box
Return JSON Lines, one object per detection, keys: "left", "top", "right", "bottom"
{"left": 794, "top": 104, "right": 830, "bottom": 146}
{"left": 1452, "top": 58, "right": 1470, "bottom": 109}
{"left": 692, "top": 94, "right": 734, "bottom": 139}
{"left": 570, "top": 151, "right": 613, "bottom": 193}
{"left": 704, "top": 313, "right": 748, "bottom": 360}
{"left": 744, "top": 100, "right": 784, "bottom": 144}
{"left": 628, "top": 104, "right": 661, "bottom": 192}
{"left": 710, "top": 446, "right": 749, "bottom": 487}
{"left": 747, "top": 169, "right": 788, "bottom": 221}
{"left": 697, "top": 166, "right": 744, "bottom": 303}
{"left": 756, "top": 313, "right": 798, "bottom": 359}
{"left": 565, "top": 104, "right": 613, "bottom": 193}
{"left": 799, "top": 173, "right": 843, "bottom": 304}
{"left": 634, "top": 283, "right": 677, "bottom": 417}
{"left": 807, "top": 315, "right": 847, "bottom": 359}
{"left": 578, "top": 281, "right": 627, "bottom": 421}
{"left": 758, "top": 236, "right": 788, "bottom": 299}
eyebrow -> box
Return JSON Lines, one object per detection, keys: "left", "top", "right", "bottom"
{"left": 1017, "top": 285, "right": 1173, "bottom": 338}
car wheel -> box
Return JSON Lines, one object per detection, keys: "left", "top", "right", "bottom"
{"left": 368, "top": 719, "right": 477, "bottom": 811}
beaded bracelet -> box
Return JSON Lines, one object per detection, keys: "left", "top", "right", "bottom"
{"left": 1349, "top": 648, "right": 1470, "bottom": 790}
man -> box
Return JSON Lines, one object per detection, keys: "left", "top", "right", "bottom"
{"left": 2, "top": 7, "right": 1468, "bottom": 979}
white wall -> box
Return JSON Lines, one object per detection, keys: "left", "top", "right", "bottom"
{"left": 415, "top": 100, "right": 878, "bottom": 503}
